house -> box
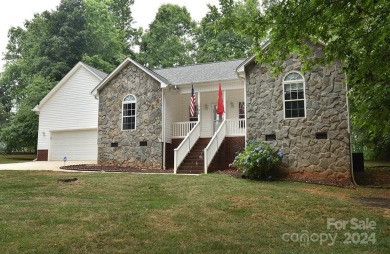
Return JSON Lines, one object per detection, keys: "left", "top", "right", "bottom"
{"left": 33, "top": 62, "right": 107, "bottom": 161}
{"left": 91, "top": 45, "right": 352, "bottom": 184}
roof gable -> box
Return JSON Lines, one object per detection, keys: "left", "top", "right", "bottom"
{"left": 91, "top": 58, "right": 170, "bottom": 96}
{"left": 33, "top": 62, "right": 106, "bottom": 112}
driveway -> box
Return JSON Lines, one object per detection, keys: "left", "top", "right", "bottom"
{"left": 0, "top": 161, "right": 96, "bottom": 171}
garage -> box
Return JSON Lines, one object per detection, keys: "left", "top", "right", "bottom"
{"left": 50, "top": 129, "right": 98, "bottom": 161}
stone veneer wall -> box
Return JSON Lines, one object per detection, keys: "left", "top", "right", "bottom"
{"left": 245, "top": 52, "right": 352, "bottom": 184}
{"left": 98, "top": 62, "right": 162, "bottom": 168}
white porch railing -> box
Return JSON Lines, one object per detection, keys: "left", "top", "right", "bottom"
{"left": 173, "top": 121, "right": 200, "bottom": 174}
{"left": 172, "top": 121, "right": 197, "bottom": 138}
{"left": 226, "top": 119, "right": 245, "bottom": 136}
{"left": 204, "top": 120, "right": 226, "bottom": 174}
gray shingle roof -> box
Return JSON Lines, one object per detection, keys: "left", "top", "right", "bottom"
{"left": 82, "top": 62, "right": 108, "bottom": 80}
{"left": 153, "top": 59, "right": 245, "bottom": 85}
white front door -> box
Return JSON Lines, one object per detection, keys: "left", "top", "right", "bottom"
{"left": 212, "top": 104, "right": 223, "bottom": 134}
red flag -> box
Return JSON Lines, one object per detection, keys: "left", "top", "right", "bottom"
{"left": 217, "top": 82, "right": 224, "bottom": 116}
{"left": 190, "top": 84, "right": 196, "bottom": 117}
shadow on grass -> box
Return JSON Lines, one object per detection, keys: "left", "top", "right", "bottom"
{"left": 0, "top": 153, "right": 36, "bottom": 164}
{"left": 354, "top": 161, "right": 390, "bottom": 188}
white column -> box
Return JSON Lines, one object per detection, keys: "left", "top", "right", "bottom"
{"left": 223, "top": 89, "right": 227, "bottom": 120}
{"left": 197, "top": 91, "right": 201, "bottom": 121}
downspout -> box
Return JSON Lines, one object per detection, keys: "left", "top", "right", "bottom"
{"left": 243, "top": 78, "right": 247, "bottom": 143}
{"left": 345, "top": 74, "right": 357, "bottom": 186}
{"left": 162, "top": 88, "right": 166, "bottom": 170}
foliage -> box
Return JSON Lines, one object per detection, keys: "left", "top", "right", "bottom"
{"left": 138, "top": 4, "right": 196, "bottom": 68}
{"left": 218, "top": 0, "right": 390, "bottom": 160}
{"left": 230, "top": 140, "right": 284, "bottom": 179}
{"left": 194, "top": 4, "right": 252, "bottom": 63}
{"left": 0, "top": 0, "right": 136, "bottom": 153}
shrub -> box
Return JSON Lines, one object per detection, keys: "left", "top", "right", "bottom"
{"left": 230, "top": 140, "right": 284, "bottom": 180}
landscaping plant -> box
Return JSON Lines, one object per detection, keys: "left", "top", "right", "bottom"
{"left": 230, "top": 140, "right": 284, "bottom": 180}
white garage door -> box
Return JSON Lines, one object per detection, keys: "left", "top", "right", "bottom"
{"left": 50, "top": 129, "right": 98, "bottom": 161}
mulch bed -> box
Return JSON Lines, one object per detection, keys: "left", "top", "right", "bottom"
{"left": 60, "top": 164, "right": 173, "bottom": 174}
{"left": 61, "top": 164, "right": 390, "bottom": 188}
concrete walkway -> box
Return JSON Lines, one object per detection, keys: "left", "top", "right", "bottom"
{"left": 0, "top": 161, "right": 96, "bottom": 171}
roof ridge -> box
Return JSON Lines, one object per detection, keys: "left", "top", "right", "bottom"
{"left": 153, "top": 58, "right": 247, "bottom": 71}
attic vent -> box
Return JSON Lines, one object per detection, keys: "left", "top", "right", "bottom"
{"left": 140, "top": 141, "right": 147, "bottom": 147}
{"left": 265, "top": 134, "right": 276, "bottom": 141}
{"left": 111, "top": 142, "right": 119, "bottom": 147}
{"left": 316, "top": 132, "right": 328, "bottom": 139}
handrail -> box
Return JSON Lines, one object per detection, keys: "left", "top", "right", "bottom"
{"left": 204, "top": 120, "right": 226, "bottom": 174}
{"left": 173, "top": 121, "right": 200, "bottom": 174}
{"left": 226, "top": 119, "right": 245, "bottom": 136}
{"left": 172, "top": 121, "right": 197, "bottom": 138}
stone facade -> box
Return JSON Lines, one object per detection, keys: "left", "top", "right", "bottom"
{"left": 98, "top": 62, "right": 163, "bottom": 168}
{"left": 245, "top": 51, "right": 352, "bottom": 184}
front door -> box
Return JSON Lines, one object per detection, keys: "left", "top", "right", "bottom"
{"left": 212, "top": 104, "right": 223, "bottom": 134}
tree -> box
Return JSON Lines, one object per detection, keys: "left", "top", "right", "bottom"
{"left": 0, "top": 0, "right": 137, "bottom": 153}
{"left": 138, "top": 4, "right": 196, "bottom": 68}
{"left": 195, "top": 4, "right": 252, "bottom": 63}
{"left": 218, "top": 0, "right": 390, "bottom": 159}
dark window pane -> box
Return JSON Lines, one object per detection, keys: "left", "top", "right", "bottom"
{"left": 292, "top": 109, "right": 298, "bottom": 117}
{"left": 285, "top": 101, "right": 291, "bottom": 110}
{"left": 291, "top": 91, "right": 298, "bottom": 100}
{"left": 299, "top": 109, "right": 305, "bottom": 117}
{"left": 298, "top": 100, "right": 305, "bottom": 109}
{"left": 298, "top": 91, "right": 304, "bottom": 99}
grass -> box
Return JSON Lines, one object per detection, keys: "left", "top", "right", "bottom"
{"left": 0, "top": 153, "right": 36, "bottom": 164}
{"left": 0, "top": 171, "right": 388, "bottom": 254}
{"left": 365, "top": 160, "right": 390, "bottom": 167}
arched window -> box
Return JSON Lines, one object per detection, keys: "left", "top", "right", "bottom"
{"left": 122, "top": 95, "right": 136, "bottom": 130}
{"left": 283, "top": 72, "right": 306, "bottom": 118}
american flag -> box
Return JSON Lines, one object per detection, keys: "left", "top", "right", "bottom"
{"left": 190, "top": 84, "right": 196, "bottom": 117}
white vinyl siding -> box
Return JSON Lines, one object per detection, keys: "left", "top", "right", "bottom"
{"left": 37, "top": 65, "right": 100, "bottom": 160}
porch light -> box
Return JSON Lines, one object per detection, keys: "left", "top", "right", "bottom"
{"left": 230, "top": 102, "right": 234, "bottom": 108}
{"left": 204, "top": 104, "right": 208, "bottom": 110}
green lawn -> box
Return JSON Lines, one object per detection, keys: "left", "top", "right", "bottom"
{"left": 0, "top": 171, "right": 388, "bottom": 254}
{"left": 0, "top": 153, "right": 36, "bottom": 164}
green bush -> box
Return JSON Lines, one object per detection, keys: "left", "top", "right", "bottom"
{"left": 230, "top": 140, "right": 284, "bottom": 180}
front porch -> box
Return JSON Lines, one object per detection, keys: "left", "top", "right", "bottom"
{"left": 171, "top": 120, "right": 245, "bottom": 174}
{"left": 163, "top": 82, "right": 246, "bottom": 173}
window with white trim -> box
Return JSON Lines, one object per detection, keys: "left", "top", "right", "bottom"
{"left": 283, "top": 72, "right": 306, "bottom": 118}
{"left": 122, "top": 95, "right": 136, "bottom": 130}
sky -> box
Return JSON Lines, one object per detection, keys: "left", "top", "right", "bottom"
{"left": 0, "top": 0, "right": 220, "bottom": 71}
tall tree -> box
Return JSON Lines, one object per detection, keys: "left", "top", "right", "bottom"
{"left": 218, "top": 0, "right": 390, "bottom": 159}
{"left": 195, "top": 4, "right": 252, "bottom": 63}
{"left": 0, "top": 0, "right": 137, "bottom": 152}
{"left": 138, "top": 4, "right": 196, "bottom": 68}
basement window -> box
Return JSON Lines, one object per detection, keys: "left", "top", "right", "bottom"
{"left": 140, "top": 141, "right": 147, "bottom": 147}
{"left": 265, "top": 134, "right": 276, "bottom": 141}
{"left": 111, "top": 142, "right": 119, "bottom": 147}
{"left": 316, "top": 132, "right": 328, "bottom": 139}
